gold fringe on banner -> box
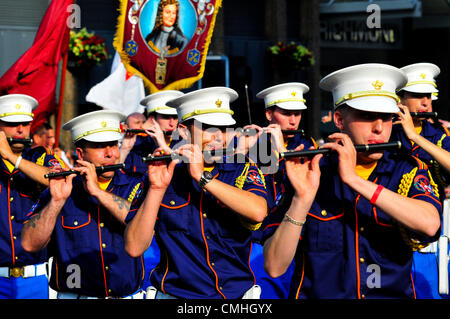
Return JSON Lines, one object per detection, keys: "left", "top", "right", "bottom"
{"left": 113, "top": 0, "right": 223, "bottom": 93}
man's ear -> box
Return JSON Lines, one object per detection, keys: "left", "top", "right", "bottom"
{"left": 177, "top": 123, "right": 190, "bottom": 140}
{"left": 75, "top": 147, "right": 84, "bottom": 161}
{"left": 265, "top": 109, "right": 273, "bottom": 122}
{"left": 334, "top": 110, "right": 344, "bottom": 131}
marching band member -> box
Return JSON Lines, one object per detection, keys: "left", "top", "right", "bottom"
{"left": 391, "top": 62, "right": 450, "bottom": 299}
{"left": 0, "top": 94, "right": 62, "bottom": 299}
{"left": 21, "top": 110, "right": 145, "bottom": 299}
{"left": 263, "top": 64, "right": 441, "bottom": 299}
{"left": 124, "top": 87, "right": 269, "bottom": 299}
{"left": 237, "top": 83, "right": 317, "bottom": 298}
{"left": 120, "top": 91, "right": 183, "bottom": 176}
{"left": 392, "top": 63, "right": 450, "bottom": 201}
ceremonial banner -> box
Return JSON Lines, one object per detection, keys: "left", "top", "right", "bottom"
{"left": 114, "top": 0, "right": 223, "bottom": 93}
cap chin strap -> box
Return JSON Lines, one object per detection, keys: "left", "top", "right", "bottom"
{"left": 266, "top": 98, "right": 306, "bottom": 107}
{"left": 74, "top": 128, "right": 122, "bottom": 142}
{"left": 335, "top": 90, "right": 400, "bottom": 107}
{"left": 405, "top": 80, "right": 437, "bottom": 88}
{"left": 181, "top": 109, "right": 234, "bottom": 121}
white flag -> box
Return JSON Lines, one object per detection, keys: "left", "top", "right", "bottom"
{"left": 86, "top": 52, "right": 145, "bottom": 116}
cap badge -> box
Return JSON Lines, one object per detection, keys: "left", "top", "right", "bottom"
{"left": 372, "top": 80, "right": 383, "bottom": 90}
{"left": 215, "top": 99, "right": 222, "bottom": 108}
{"left": 291, "top": 91, "right": 297, "bottom": 97}
{"left": 420, "top": 73, "right": 427, "bottom": 79}
{"left": 101, "top": 121, "right": 107, "bottom": 128}
{"left": 15, "top": 104, "right": 21, "bottom": 110}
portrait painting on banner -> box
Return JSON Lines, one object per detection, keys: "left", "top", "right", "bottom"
{"left": 114, "top": 0, "right": 222, "bottom": 92}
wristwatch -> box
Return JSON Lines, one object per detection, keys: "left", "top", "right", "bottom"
{"left": 198, "top": 171, "right": 213, "bottom": 189}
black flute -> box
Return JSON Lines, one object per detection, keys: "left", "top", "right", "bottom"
{"left": 240, "top": 128, "right": 305, "bottom": 136}
{"left": 44, "top": 163, "right": 126, "bottom": 179}
{"left": 123, "top": 128, "right": 173, "bottom": 136}
{"left": 409, "top": 112, "right": 438, "bottom": 118}
{"left": 142, "top": 148, "right": 235, "bottom": 163}
{"left": 7, "top": 137, "right": 33, "bottom": 146}
{"left": 393, "top": 112, "right": 438, "bottom": 120}
{"left": 279, "top": 141, "right": 402, "bottom": 159}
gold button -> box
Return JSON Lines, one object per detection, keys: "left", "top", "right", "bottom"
{"left": 15, "top": 256, "right": 18, "bottom": 260}
{"left": 108, "top": 289, "right": 111, "bottom": 293}
{"left": 360, "top": 227, "right": 364, "bottom": 232}
{"left": 74, "top": 221, "right": 78, "bottom": 226}
{"left": 361, "top": 294, "right": 366, "bottom": 299}
{"left": 170, "top": 200, "right": 175, "bottom": 205}
{"left": 206, "top": 236, "right": 210, "bottom": 240}
{"left": 211, "top": 262, "right": 215, "bottom": 267}
{"left": 202, "top": 213, "right": 207, "bottom": 218}
{"left": 9, "top": 177, "right": 13, "bottom": 181}
{"left": 10, "top": 216, "right": 14, "bottom": 220}
{"left": 100, "top": 223, "right": 104, "bottom": 228}
{"left": 105, "top": 266, "right": 109, "bottom": 271}
{"left": 219, "top": 286, "right": 223, "bottom": 290}
{"left": 10, "top": 197, "right": 13, "bottom": 202}
{"left": 321, "top": 210, "right": 327, "bottom": 216}
{"left": 360, "top": 258, "right": 365, "bottom": 263}
{"left": 102, "top": 243, "right": 106, "bottom": 248}
{"left": 13, "top": 236, "right": 16, "bottom": 240}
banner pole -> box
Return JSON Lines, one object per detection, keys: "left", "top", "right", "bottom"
{"left": 55, "top": 51, "right": 68, "bottom": 148}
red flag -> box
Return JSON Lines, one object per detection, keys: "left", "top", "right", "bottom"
{"left": 0, "top": 0, "right": 73, "bottom": 132}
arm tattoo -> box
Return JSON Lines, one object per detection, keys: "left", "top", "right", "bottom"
{"left": 112, "top": 194, "right": 131, "bottom": 211}
{"left": 24, "top": 212, "right": 41, "bottom": 229}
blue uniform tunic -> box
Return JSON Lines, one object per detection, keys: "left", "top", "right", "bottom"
{"left": 262, "top": 151, "right": 442, "bottom": 299}
{"left": 0, "top": 146, "right": 61, "bottom": 299}
{"left": 391, "top": 121, "right": 450, "bottom": 299}
{"left": 27, "top": 169, "right": 144, "bottom": 298}
{"left": 250, "top": 133, "right": 316, "bottom": 299}
{"left": 127, "top": 159, "right": 268, "bottom": 299}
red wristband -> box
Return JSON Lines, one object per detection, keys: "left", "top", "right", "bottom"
{"left": 370, "top": 185, "right": 384, "bottom": 205}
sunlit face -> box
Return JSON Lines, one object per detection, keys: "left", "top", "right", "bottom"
{"left": 334, "top": 107, "right": 393, "bottom": 163}
{"left": 76, "top": 141, "right": 120, "bottom": 180}
{"left": 45, "top": 128, "right": 56, "bottom": 149}
{"left": 265, "top": 107, "right": 302, "bottom": 134}
{"left": 400, "top": 91, "right": 433, "bottom": 117}
{"left": 155, "top": 113, "right": 178, "bottom": 133}
{"left": 126, "top": 114, "right": 146, "bottom": 129}
{"left": 162, "top": 4, "right": 177, "bottom": 27}
{"left": 0, "top": 120, "right": 31, "bottom": 153}
{"left": 188, "top": 121, "right": 225, "bottom": 152}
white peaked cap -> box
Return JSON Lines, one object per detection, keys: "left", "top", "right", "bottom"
{"left": 166, "top": 87, "right": 238, "bottom": 126}
{"left": 398, "top": 63, "right": 440, "bottom": 97}
{"left": 0, "top": 94, "right": 38, "bottom": 122}
{"left": 319, "top": 63, "right": 407, "bottom": 113}
{"left": 140, "top": 90, "right": 183, "bottom": 115}
{"left": 256, "top": 82, "right": 309, "bottom": 110}
{"left": 63, "top": 110, "right": 126, "bottom": 143}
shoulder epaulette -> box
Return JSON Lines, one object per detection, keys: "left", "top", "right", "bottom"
{"left": 36, "top": 152, "right": 46, "bottom": 167}
{"left": 234, "top": 162, "right": 266, "bottom": 231}
{"left": 128, "top": 182, "right": 141, "bottom": 203}
{"left": 396, "top": 162, "right": 438, "bottom": 251}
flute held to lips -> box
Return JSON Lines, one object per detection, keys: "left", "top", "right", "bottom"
{"left": 239, "top": 128, "right": 305, "bottom": 136}
{"left": 279, "top": 141, "right": 402, "bottom": 159}
{"left": 7, "top": 137, "right": 33, "bottom": 145}
{"left": 122, "top": 128, "right": 173, "bottom": 136}
{"left": 394, "top": 112, "right": 438, "bottom": 119}
{"left": 44, "top": 163, "right": 126, "bottom": 179}
{"left": 142, "top": 148, "right": 235, "bottom": 163}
